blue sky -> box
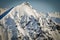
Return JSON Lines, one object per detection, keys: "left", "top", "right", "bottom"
{"left": 0, "top": 0, "right": 60, "bottom": 12}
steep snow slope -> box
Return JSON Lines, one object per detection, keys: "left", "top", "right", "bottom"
{"left": 0, "top": 2, "right": 60, "bottom": 40}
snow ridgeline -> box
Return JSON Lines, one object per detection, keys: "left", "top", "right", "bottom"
{"left": 0, "top": 2, "right": 60, "bottom": 40}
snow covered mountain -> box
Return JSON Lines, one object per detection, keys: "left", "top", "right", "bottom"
{"left": 0, "top": 2, "right": 60, "bottom": 40}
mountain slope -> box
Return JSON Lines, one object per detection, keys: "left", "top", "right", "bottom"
{"left": 0, "top": 2, "right": 60, "bottom": 40}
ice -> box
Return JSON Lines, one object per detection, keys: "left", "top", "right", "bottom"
{"left": 0, "top": 2, "right": 60, "bottom": 40}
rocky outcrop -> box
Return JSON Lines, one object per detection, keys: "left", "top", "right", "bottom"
{"left": 0, "top": 2, "right": 60, "bottom": 40}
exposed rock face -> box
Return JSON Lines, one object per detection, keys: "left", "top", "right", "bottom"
{"left": 0, "top": 2, "right": 60, "bottom": 40}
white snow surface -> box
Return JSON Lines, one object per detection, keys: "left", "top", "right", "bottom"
{"left": 0, "top": 2, "right": 60, "bottom": 40}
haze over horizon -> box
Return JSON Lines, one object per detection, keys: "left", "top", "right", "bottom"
{"left": 0, "top": 0, "right": 60, "bottom": 12}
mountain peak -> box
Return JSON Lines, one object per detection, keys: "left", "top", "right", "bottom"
{"left": 20, "top": 2, "right": 32, "bottom": 8}
{"left": 23, "top": 2, "right": 30, "bottom": 5}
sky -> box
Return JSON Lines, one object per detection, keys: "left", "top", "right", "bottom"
{"left": 0, "top": 0, "right": 60, "bottom": 12}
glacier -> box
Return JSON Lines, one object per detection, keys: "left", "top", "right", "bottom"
{"left": 0, "top": 2, "right": 60, "bottom": 40}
